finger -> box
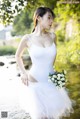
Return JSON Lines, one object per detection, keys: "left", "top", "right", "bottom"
{"left": 21, "top": 77, "right": 24, "bottom": 81}
{"left": 27, "top": 80, "right": 29, "bottom": 86}
{"left": 23, "top": 81, "right": 27, "bottom": 85}
{"left": 22, "top": 79, "right": 26, "bottom": 85}
{"left": 21, "top": 79, "right": 24, "bottom": 83}
{"left": 24, "top": 79, "right": 27, "bottom": 85}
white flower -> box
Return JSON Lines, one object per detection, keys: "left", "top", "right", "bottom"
{"left": 61, "top": 78, "right": 65, "bottom": 81}
{"left": 60, "top": 85, "right": 63, "bottom": 88}
{"left": 52, "top": 75, "right": 57, "bottom": 78}
{"left": 57, "top": 77, "right": 60, "bottom": 80}
{"left": 61, "top": 74, "right": 65, "bottom": 77}
{"left": 48, "top": 70, "right": 67, "bottom": 88}
{"left": 62, "top": 82, "right": 65, "bottom": 85}
{"left": 54, "top": 80, "right": 57, "bottom": 83}
{"left": 52, "top": 77, "right": 55, "bottom": 80}
{"left": 57, "top": 74, "right": 61, "bottom": 77}
{"left": 48, "top": 76, "right": 51, "bottom": 79}
{"left": 58, "top": 81, "right": 62, "bottom": 85}
{"left": 57, "top": 74, "right": 64, "bottom": 79}
{"left": 48, "top": 79, "right": 52, "bottom": 82}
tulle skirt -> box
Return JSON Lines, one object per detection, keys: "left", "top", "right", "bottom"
{"left": 18, "top": 80, "right": 74, "bottom": 119}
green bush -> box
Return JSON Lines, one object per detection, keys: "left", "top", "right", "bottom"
{"left": 55, "top": 35, "right": 80, "bottom": 69}
{"left": 66, "top": 35, "right": 80, "bottom": 65}
{"left": 14, "top": 38, "right": 21, "bottom": 42}
{"left": 56, "top": 30, "right": 65, "bottom": 42}
{"left": 0, "top": 46, "right": 17, "bottom": 55}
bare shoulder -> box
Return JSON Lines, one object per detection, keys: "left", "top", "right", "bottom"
{"left": 49, "top": 32, "right": 56, "bottom": 40}
{"left": 20, "top": 34, "right": 31, "bottom": 46}
{"left": 49, "top": 32, "right": 57, "bottom": 45}
{"left": 21, "top": 34, "right": 30, "bottom": 41}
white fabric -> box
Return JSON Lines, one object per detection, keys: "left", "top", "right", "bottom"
{"left": 18, "top": 40, "right": 74, "bottom": 119}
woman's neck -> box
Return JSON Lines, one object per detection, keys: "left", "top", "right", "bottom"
{"left": 33, "top": 24, "right": 47, "bottom": 36}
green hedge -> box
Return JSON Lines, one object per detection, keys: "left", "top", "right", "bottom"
{"left": 55, "top": 35, "right": 80, "bottom": 69}
{"left": 0, "top": 46, "right": 17, "bottom": 55}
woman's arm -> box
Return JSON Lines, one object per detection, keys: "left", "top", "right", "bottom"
{"left": 15, "top": 34, "right": 29, "bottom": 85}
{"left": 54, "top": 37, "right": 57, "bottom": 64}
{"left": 50, "top": 32, "right": 57, "bottom": 46}
{"left": 15, "top": 35, "right": 29, "bottom": 74}
{"left": 51, "top": 33, "right": 57, "bottom": 69}
{"left": 54, "top": 33, "right": 57, "bottom": 46}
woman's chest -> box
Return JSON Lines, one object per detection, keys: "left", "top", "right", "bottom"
{"left": 27, "top": 35, "right": 53, "bottom": 48}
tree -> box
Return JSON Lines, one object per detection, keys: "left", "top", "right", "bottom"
{"left": 0, "top": 0, "right": 57, "bottom": 24}
{"left": 54, "top": 1, "right": 80, "bottom": 41}
{"left": 0, "top": 0, "right": 27, "bottom": 24}
{"left": 11, "top": 9, "right": 33, "bottom": 35}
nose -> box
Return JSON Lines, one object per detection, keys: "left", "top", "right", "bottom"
{"left": 49, "top": 18, "right": 53, "bottom": 27}
{"left": 50, "top": 21, "right": 53, "bottom": 26}
{"left": 49, "top": 18, "right": 53, "bottom": 24}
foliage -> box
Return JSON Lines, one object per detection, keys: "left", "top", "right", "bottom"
{"left": 54, "top": 1, "right": 80, "bottom": 21}
{"left": 0, "top": 0, "right": 27, "bottom": 24}
{"left": 11, "top": 10, "right": 33, "bottom": 35}
{"left": 65, "top": 35, "right": 80, "bottom": 65}
{"left": 55, "top": 35, "right": 80, "bottom": 69}
{"left": 53, "top": 2, "right": 80, "bottom": 41}
{"left": 0, "top": 0, "right": 56, "bottom": 24}
{"left": 55, "top": 30, "right": 65, "bottom": 42}
{"left": 0, "top": 46, "right": 16, "bottom": 55}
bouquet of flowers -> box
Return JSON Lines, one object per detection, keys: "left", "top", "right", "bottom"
{"left": 48, "top": 70, "right": 67, "bottom": 88}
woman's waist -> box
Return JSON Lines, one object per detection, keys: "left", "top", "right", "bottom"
{"left": 30, "top": 64, "right": 54, "bottom": 73}
{"left": 28, "top": 65, "right": 55, "bottom": 82}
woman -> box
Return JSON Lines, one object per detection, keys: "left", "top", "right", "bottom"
{"left": 15, "top": 7, "right": 74, "bottom": 119}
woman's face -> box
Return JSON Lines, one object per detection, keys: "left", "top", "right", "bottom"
{"left": 39, "top": 12, "right": 53, "bottom": 30}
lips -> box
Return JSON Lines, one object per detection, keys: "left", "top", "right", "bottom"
{"left": 49, "top": 25, "right": 52, "bottom": 27}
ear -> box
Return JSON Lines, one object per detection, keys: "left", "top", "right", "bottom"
{"left": 37, "top": 16, "right": 42, "bottom": 22}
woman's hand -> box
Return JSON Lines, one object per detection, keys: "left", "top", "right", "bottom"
{"left": 21, "top": 74, "right": 29, "bottom": 86}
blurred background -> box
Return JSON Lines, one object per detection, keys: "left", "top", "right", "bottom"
{"left": 0, "top": 0, "right": 80, "bottom": 119}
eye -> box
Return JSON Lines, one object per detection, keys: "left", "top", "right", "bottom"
{"left": 48, "top": 17, "right": 51, "bottom": 19}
